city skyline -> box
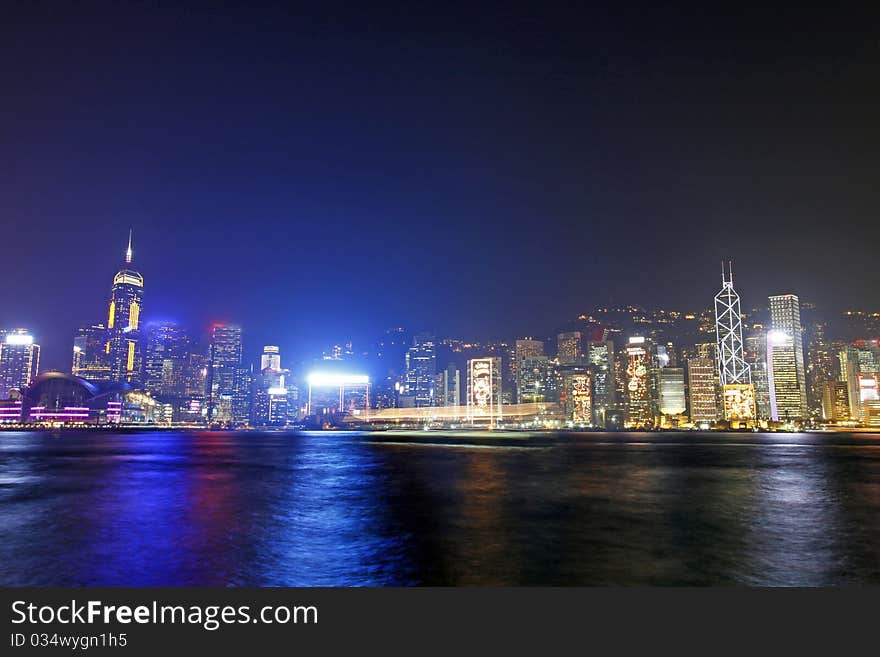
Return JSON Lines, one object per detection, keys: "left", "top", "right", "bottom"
{"left": 4, "top": 228, "right": 879, "bottom": 374}
{"left": 2, "top": 4, "right": 879, "bottom": 373}
{"left": 2, "top": 231, "right": 879, "bottom": 430}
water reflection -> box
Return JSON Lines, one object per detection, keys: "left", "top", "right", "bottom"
{"left": 0, "top": 431, "right": 879, "bottom": 585}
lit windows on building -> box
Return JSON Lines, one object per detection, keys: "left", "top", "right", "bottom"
{"left": 0, "top": 329, "right": 40, "bottom": 398}
{"left": 687, "top": 357, "right": 718, "bottom": 425}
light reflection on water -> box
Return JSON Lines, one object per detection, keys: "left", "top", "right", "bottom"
{"left": 0, "top": 431, "right": 879, "bottom": 586}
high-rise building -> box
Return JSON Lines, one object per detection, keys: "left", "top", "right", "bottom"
{"left": 206, "top": 324, "right": 245, "bottom": 424}
{"left": 514, "top": 338, "right": 544, "bottom": 402}
{"left": 519, "top": 356, "right": 550, "bottom": 403}
{"left": 714, "top": 263, "right": 751, "bottom": 386}
{"left": 658, "top": 367, "right": 686, "bottom": 416}
{"left": 467, "top": 356, "right": 502, "bottom": 428}
{"left": 587, "top": 340, "right": 615, "bottom": 426}
{"left": 106, "top": 232, "right": 144, "bottom": 383}
{"left": 253, "top": 345, "right": 289, "bottom": 426}
{"left": 0, "top": 329, "right": 40, "bottom": 398}
{"left": 688, "top": 357, "right": 718, "bottom": 425}
{"left": 624, "top": 337, "right": 653, "bottom": 428}
{"left": 557, "top": 331, "right": 582, "bottom": 365}
{"left": 768, "top": 294, "right": 808, "bottom": 421}
{"left": 839, "top": 347, "right": 862, "bottom": 422}
{"left": 403, "top": 334, "right": 436, "bottom": 407}
{"left": 261, "top": 345, "right": 282, "bottom": 371}
{"left": 561, "top": 369, "right": 591, "bottom": 425}
{"left": 745, "top": 330, "right": 772, "bottom": 419}
{"left": 143, "top": 324, "right": 188, "bottom": 398}
{"left": 821, "top": 381, "right": 851, "bottom": 423}
{"left": 436, "top": 362, "right": 461, "bottom": 407}
{"left": 72, "top": 324, "right": 111, "bottom": 382}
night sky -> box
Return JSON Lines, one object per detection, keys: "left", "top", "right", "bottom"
{"left": 2, "top": 2, "right": 878, "bottom": 370}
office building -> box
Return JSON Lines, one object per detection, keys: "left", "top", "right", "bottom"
{"left": 436, "top": 362, "right": 461, "bottom": 407}
{"left": 557, "top": 331, "right": 582, "bottom": 365}
{"left": 106, "top": 231, "right": 144, "bottom": 383}
{"left": 821, "top": 381, "right": 851, "bottom": 423}
{"left": 72, "top": 324, "right": 111, "bottom": 382}
{"left": 514, "top": 338, "right": 544, "bottom": 402}
{"left": 768, "top": 294, "right": 808, "bottom": 420}
{"left": 688, "top": 357, "right": 718, "bottom": 425}
{"left": 658, "top": 367, "right": 686, "bottom": 416}
{"left": 403, "top": 334, "right": 436, "bottom": 407}
{"left": 0, "top": 329, "right": 40, "bottom": 398}
{"left": 625, "top": 337, "right": 653, "bottom": 428}
{"left": 587, "top": 340, "right": 615, "bottom": 426}
{"left": 519, "top": 356, "right": 550, "bottom": 403}
{"left": 467, "top": 356, "right": 502, "bottom": 427}
{"left": 206, "top": 324, "right": 247, "bottom": 424}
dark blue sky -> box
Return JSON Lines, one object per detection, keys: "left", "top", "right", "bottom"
{"left": 2, "top": 2, "right": 878, "bottom": 370}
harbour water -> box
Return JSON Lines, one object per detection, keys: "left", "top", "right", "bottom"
{"left": 1, "top": 430, "right": 879, "bottom": 586}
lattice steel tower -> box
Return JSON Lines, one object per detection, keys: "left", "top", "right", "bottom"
{"left": 714, "top": 261, "right": 751, "bottom": 386}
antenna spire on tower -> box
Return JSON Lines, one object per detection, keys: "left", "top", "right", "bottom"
{"left": 125, "top": 229, "right": 133, "bottom": 264}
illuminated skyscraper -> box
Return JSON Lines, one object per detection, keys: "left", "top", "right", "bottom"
{"left": 143, "top": 323, "right": 187, "bottom": 398}
{"left": 839, "top": 347, "right": 861, "bottom": 421}
{"left": 515, "top": 338, "right": 544, "bottom": 402}
{"left": 557, "top": 331, "right": 582, "bottom": 365}
{"left": 561, "top": 368, "right": 591, "bottom": 425}
{"left": 687, "top": 357, "right": 718, "bottom": 425}
{"left": 658, "top": 367, "right": 686, "bottom": 416}
{"left": 206, "top": 324, "right": 244, "bottom": 423}
{"left": 253, "top": 345, "right": 289, "bottom": 426}
{"left": 624, "top": 337, "right": 653, "bottom": 428}
{"left": 467, "top": 356, "right": 502, "bottom": 427}
{"left": 518, "top": 356, "right": 550, "bottom": 403}
{"left": 587, "top": 340, "right": 615, "bottom": 426}
{"left": 0, "top": 329, "right": 40, "bottom": 398}
{"left": 822, "top": 381, "right": 850, "bottom": 422}
{"left": 437, "top": 362, "right": 461, "bottom": 407}
{"left": 768, "top": 294, "right": 808, "bottom": 421}
{"left": 714, "top": 263, "right": 751, "bottom": 386}
{"left": 106, "top": 231, "right": 144, "bottom": 383}
{"left": 745, "top": 330, "right": 772, "bottom": 419}
{"left": 72, "top": 324, "right": 111, "bottom": 382}
{"left": 261, "top": 345, "right": 281, "bottom": 371}
{"left": 403, "top": 334, "right": 436, "bottom": 407}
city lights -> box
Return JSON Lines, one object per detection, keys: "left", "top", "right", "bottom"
{"left": 306, "top": 373, "right": 370, "bottom": 386}
{"left": 5, "top": 333, "right": 34, "bottom": 345}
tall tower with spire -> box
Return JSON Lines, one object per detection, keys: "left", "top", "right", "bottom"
{"left": 714, "top": 261, "right": 756, "bottom": 423}
{"left": 107, "top": 230, "right": 144, "bottom": 383}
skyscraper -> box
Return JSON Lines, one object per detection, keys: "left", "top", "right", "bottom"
{"left": 0, "top": 329, "right": 40, "bottom": 398}
{"left": 72, "top": 324, "right": 111, "bottom": 382}
{"left": 587, "top": 339, "right": 615, "bottom": 426}
{"left": 253, "top": 345, "right": 289, "bottom": 426}
{"left": 261, "top": 345, "right": 281, "bottom": 371}
{"left": 106, "top": 231, "right": 144, "bottom": 383}
{"left": 403, "top": 334, "right": 436, "bottom": 407}
{"left": 557, "top": 331, "right": 582, "bottom": 365}
{"left": 839, "top": 347, "right": 862, "bottom": 422}
{"left": 688, "top": 357, "right": 718, "bottom": 425}
{"left": 658, "top": 367, "right": 686, "bottom": 416}
{"left": 821, "top": 381, "right": 850, "bottom": 423}
{"left": 436, "top": 362, "right": 461, "bottom": 408}
{"left": 624, "top": 337, "right": 653, "bottom": 428}
{"left": 745, "top": 330, "right": 772, "bottom": 419}
{"left": 515, "top": 338, "right": 544, "bottom": 402}
{"left": 206, "top": 324, "right": 244, "bottom": 423}
{"left": 143, "top": 323, "right": 187, "bottom": 398}
{"left": 768, "top": 294, "right": 808, "bottom": 421}
{"left": 467, "top": 356, "right": 502, "bottom": 428}
{"left": 518, "top": 356, "right": 551, "bottom": 403}
{"left": 714, "top": 263, "right": 751, "bottom": 386}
